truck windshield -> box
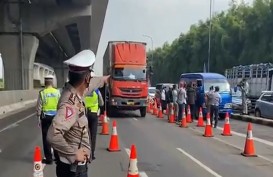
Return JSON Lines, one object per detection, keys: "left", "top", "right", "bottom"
{"left": 113, "top": 67, "right": 146, "bottom": 81}
{"left": 204, "top": 79, "right": 230, "bottom": 93}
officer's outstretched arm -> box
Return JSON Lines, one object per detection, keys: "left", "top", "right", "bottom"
{"left": 47, "top": 103, "right": 78, "bottom": 162}
{"left": 88, "top": 76, "right": 110, "bottom": 91}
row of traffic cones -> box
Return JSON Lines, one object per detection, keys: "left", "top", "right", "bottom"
{"left": 149, "top": 103, "right": 257, "bottom": 158}
{"left": 100, "top": 111, "right": 141, "bottom": 177}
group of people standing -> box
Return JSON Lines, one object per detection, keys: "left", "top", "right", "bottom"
{"left": 156, "top": 82, "right": 198, "bottom": 124}
{"left": 156, "top": 81, "right": 222, "bottom": 127}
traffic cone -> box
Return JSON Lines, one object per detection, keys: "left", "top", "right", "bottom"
{"left": 127, "top": 145, "right": 139, "bottom": 177}
{"left": 153, "top": 101, "right": 158, "bottom": 116}
{"left": 168, "top": 104, "right": 175, "bottom": 123}
{"left": 186, "top": 105, "right": 193, "bottom": 123}
{"left": 222, "top": 112, "right": 232, "bottom": 136}
{"left": 146, "top": 102, "right": 150, "bottom": 113}
{"left": 107, "top": 120, "right": 120, "bottom": 152}
{"left": 196, "top": 107, "right": 205, "bottom": 127}
{"left": 180, "top": 108, "right": 188, "bottom": 128}
{"left": 98, "top": 112, "right": 105, "bottom": 126}
{"left": 157, "top": 104, "right": 163, "bottom": 118}
{"left": 150, "top": 102, "right": 154, "bottom": 114}
{"left": 33, "top": 146, "right": 43, "bottom": 177}
{"left": 100, "top": 113, "right": 109, "bottom": 135}
{"left": 241, "top": 123, "right": 257, "bottom": 157}
{"left": 203, "top": 113, "right": 213, "bottom": 137}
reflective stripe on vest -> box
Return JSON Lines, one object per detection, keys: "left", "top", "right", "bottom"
{"left": 40, "top": 87, "right": 60, "bottom": 112}
{"left": 84, "top": 91, "right": 99, "bottom": 113}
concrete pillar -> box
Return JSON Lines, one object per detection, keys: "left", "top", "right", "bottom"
{"left": 53, "top": 64, "right": 68, "bottom": 88}
{"left": 0, "top": 34, "right": 39, "bottom": 90}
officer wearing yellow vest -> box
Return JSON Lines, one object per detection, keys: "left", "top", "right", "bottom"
{"left": 36, "top": 74, "right": 60, "bottom": 164}
{"left": 84, "top": 72, "right": 104, "bottom": 160}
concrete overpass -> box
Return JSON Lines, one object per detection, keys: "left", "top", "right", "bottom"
{"left": 0, "top": 0, "right": 108, "bottom": 90}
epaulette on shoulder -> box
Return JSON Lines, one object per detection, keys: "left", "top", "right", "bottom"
{"left": 67, "top": 93, "right": 76, "bottom": 105}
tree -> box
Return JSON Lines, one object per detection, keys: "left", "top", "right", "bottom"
{"left": 149, "top": 0, "right": 273, "bottom": 85}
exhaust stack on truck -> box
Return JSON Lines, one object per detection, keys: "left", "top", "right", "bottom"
{"left": 103, "top": 41, "right": 148, "bottom": 117}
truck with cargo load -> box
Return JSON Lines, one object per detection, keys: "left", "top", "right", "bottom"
{"left": 225, "top": 63, "right": 273, "bottom": 109}
{"left": 103, "top": 41, "right": 148, "bottom": 117}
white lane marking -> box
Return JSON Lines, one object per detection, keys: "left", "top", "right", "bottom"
{"left": 176, "top": 148, "right": 222, "bottom": 177}
{"left": 133, "top": 118, "right": 138, "bottom": 121}
{"left": 0, "top": 113, "right": 36, "bottom": 133}
{"left": 189, "top": 127, "right": 273, "bottom": 164}
{"left": 125, "top": 148, "right": 130, "bottom": 156}
{"left": 0, "top": 148, "right": 2, "bottom": 153}
{"left": 139, "top": 171, "right": 149, "bottom": 177}
{"left": 124, "top": 148, "right": 149, "bottom": 177}
{"left": 42, "top": 164, "right": 46, "bottom": 170}
{"left": 193, "top": 120, "right": 273, "bottom": 147}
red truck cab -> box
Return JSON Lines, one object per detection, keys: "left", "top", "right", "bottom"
{"left": 103, "top": 41, "right": 148, "bottom": 117}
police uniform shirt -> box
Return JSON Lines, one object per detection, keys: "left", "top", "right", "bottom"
{"left": 47, "top": 49, "right": 109, "bottom": 164}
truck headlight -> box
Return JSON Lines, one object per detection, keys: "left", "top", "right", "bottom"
{"left": 111, "top": 99, "right": 117, "bottom": 105}
{"left": 224, "top": 103, "right": 232, "bottom": 109}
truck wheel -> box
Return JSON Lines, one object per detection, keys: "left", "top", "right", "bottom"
{"left": 140, "top": 107, "right": 147, "bottom": 117}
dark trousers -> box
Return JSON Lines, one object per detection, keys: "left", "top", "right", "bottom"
{"left": 99, "top": 106, "right": 105, "bottom": 115}
{"left": 86, "top": 111, "right": 98, "bottom": 157}
{"left": 41, "top": 115, "right": 59, "bottom": 161}
{"left": 188, "top": 104, "right": 196, "bottom": 120}
{"left": 161, "top": 100, "right": 167, "bottom": 111}
{"left": 210, "top": 105, "right": 219, "bottom": 127}
{"left": 56, "top": 161, "right": 88, "bottom": 177}
{"left": 177, "top": 103, "right": 185, "bottom": 121}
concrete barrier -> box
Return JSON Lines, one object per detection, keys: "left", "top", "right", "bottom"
{"left": 0, "top": 90, "right": 39, "bottom": 117}
{"left": 231, "top": 114, "right": 273, "bottom": 127}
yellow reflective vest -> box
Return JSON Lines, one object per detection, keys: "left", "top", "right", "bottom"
{"left": 40, "top": 87, "right": 60, "bottom": 113}
{"left": 85, "top": 90, "right": 99, "bottom": 113}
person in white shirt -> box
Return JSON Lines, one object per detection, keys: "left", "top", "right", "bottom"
{"left": 210, "top": 86, "right": 222, "bottom": 128}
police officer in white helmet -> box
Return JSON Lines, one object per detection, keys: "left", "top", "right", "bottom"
{"left": 47, "top": 50, "right": 110, "bottom": 177}
{"left": 36, "top": 74, "right": 60, "bottom": 164}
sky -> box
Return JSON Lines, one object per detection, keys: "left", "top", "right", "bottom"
{"left": 94, "top": 0, "right": 254, "bottom": 76}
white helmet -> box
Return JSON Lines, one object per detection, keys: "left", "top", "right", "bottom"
{"left": 44, "top": 74, "right": 54, "bottom": 79}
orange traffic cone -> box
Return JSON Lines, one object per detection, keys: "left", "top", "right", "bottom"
{"left": 107, "top": 120, "right": 120, "bottom": 152}
{"left": 196, "top": 107, "right": 205, "bottom": 127}
{"left": 157, "top": 104, "right": 163, "bottom": 118}
{"left": 180, "top": 108, "right": 188, "bottom": 128}
{"left": 186, "top": 105, "right": 193, "bottom": 123}
{"left": 241, "top": 123, "right": 257, "bottom": 157}
{"left": 146, "top": 102, "right": 150, "bottom": 113}
{"left": 203, "top": 113, "right": 213, "bottom": 137}
{"left": 222, "top": 112, "right": 232, "bottom": 136}
{"left": 33, "top": 146, "right": 43, "bottom": 177}
{"left": 100, "top": 113, "right": 109, "bottom": 135}
{"left": 168, "top": 104, "right": 175, "bottom": 123}
{"left": 153, "top": 101, "right": 158, "bottom": 116}
{"left": 127, "top": 145, "right": 139, "bottom": 177}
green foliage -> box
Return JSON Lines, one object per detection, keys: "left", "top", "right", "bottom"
{"left": 149, "top": 0, "right": 273, "bottom": 85}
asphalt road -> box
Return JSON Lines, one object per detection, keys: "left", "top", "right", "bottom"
{"left": 1, "top": 108, "right": 273, "bottom": 177}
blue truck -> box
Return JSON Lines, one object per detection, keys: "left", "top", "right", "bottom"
{"left": 180, "top": 72, "right": 232, "bottom": 118}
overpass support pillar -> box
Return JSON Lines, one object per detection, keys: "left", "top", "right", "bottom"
{"left": 53, "top": 64, "right": 68, "bottom": 88}
{"left": 0, "top": 34, "right": 39, "bottom": 90}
